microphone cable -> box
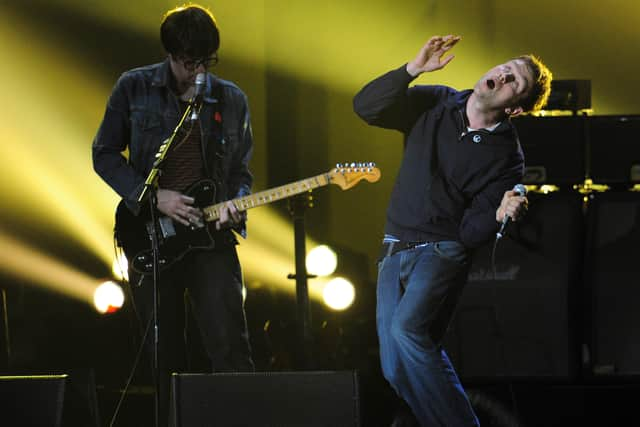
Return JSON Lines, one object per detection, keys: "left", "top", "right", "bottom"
{"left": 490, "top": 225, "right": 522, "bottom": 424}
{"left": 108, "top": 235, "right": 153, "bottom": 427}
{"left": 108, "top": 312, "right": 153, "bottom": 427}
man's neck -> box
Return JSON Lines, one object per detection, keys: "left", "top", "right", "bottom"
{"left": 465, "top": 93, "right": 508, "bottom": 130}
{"left": 168, "top": 72, "right": 192, "bottom": 100}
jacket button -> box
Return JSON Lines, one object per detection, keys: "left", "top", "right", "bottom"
{"left": 473, "top": 134, "right": 482, "bottom": 143}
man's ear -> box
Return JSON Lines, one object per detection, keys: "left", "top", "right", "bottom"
{"left": 505, "top": 105, "right": 524, "bottom": 117}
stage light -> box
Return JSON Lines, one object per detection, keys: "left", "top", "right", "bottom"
{"left": 322, "top": 277, "right": 355, "bottom": 311}
{"left": 93, "top": 280, "right": 125, "bottom": 314}
{"left": 306, "top": 245, "right": 337, "bottom": 277}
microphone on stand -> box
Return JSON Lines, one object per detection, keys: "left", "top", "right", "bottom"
{"left": 496, "top": 183, "right": 527, "bottom": 240}
{"left": 189, "top": 73, "right": 206, "bottom": 121}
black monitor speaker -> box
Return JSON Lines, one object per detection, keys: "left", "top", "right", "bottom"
{"left": 170, "top": 370, "right": 361, "bottom": 427}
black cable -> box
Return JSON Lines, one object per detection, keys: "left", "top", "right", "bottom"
{"left": 108, "top": 314, "right": 153, "bottom": 427}
{"left": 108, "top": 235, "right": 153, "bottom": 427}
{"left": 490, "top": 235, "right": 522, "bottom": 425}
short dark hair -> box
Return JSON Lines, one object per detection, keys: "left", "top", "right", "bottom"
{"left": 515, "top": 54, "right": 553, "bottom": 113}
{"left": 160, "top": 4, "right": 220, "bottom": 59}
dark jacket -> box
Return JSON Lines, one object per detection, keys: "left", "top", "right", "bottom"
{"left": 92, "top": 59, "right": 253, "bottom": 235}
{"left": 353, "top": 64, "right": 524, "bottom": 248}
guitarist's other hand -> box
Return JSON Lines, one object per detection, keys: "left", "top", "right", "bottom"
{"left": 157, "top": 188, "right": 203, "bottom": 226}
{"left": 216, "top": 200, "right": 246, "bottom": 230}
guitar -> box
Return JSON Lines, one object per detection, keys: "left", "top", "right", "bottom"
{"left": 115, "top": 163, "right": 381, "bottom": 274}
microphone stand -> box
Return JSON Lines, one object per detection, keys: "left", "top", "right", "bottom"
{"left": 287, "top": 193, "right": 317, "bottom": 370}
{"left": 137, "top": 100, "right": 197, "bottom": 427}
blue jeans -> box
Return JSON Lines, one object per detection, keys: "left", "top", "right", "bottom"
{"left": 377, "top": 240, "right": 479, "bottom": 427}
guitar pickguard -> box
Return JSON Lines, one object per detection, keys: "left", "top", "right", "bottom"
{"left": 115, "top": 179, "right": 218, "bottom": 275}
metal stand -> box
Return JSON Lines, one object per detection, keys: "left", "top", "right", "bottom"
{"left": 138, "top": 102, "right": 196, "bottom": 427}
{"left": 287, "top": 192, "right": 316, "bottom": 369}
{"left": 0, "top": 288, "right": 9, "bottom": 370}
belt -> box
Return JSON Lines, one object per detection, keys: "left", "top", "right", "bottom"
{"left": 379, "top": 240, "right": 429, "bottom": 260}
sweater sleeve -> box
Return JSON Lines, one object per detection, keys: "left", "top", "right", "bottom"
{"left": 353, "top": 64, "right": 447, "bottom": 133}
{"left": 458, "top": 152, "right": 524, "bottom": 248}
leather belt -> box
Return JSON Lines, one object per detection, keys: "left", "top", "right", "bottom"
{"left": 379, "top": 240, "right": 429, "bottom": 260}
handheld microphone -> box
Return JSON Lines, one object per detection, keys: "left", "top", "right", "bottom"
{"left": 496, "top": 183, "right": 527, "bottom": 240}
{"left": 190, "top": 73, "right": 206, "bottom": 121}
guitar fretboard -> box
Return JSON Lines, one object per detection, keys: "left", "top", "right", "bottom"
{"left": 202, "top": 173, "right": 330, "bottom": 222}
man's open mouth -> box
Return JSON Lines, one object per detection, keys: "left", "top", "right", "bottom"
{"left": 487, "top": 79, "right": 496, "bottom": 89}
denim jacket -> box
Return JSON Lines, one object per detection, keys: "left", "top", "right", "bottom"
{"left": 92, "top": 59, "right": 253, "bottom": 236}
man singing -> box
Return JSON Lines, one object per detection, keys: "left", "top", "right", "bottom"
{"left": 354, "top": 35, "right": 552, "bottom": 426}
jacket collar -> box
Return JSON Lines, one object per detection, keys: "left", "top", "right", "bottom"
{"left": 452, "top": 89, "right": 514, "bottom": 134}
{"left": 151, "top": 58, "right": 172, "bottom": 88}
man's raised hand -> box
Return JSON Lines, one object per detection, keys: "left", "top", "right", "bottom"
{"left": 406, "top": 35, "right": 461, "bottom": 77}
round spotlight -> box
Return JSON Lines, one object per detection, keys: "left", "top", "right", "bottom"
{"left": 93, "top": 281, "right": 125, "bottom": 314}
{"left": 322, "top": 277, "right": 355, "bottom": 311}
{"left": 306, "top": 245, "right": 337, "bottom": 277}
{"left": 112, "top": 253, "right": 129, "bottom": 282}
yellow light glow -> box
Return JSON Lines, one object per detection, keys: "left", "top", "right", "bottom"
{"left": 237, "top": 207, "right": 326, "bottom": 300}
{"left": 0, "top": 231, "right": 97, "bottom": 303}
{"left": 306, "top": 245, "right": 338, "bottom": 277}
{"left": 0, "top": 7, "right": 119, "bottom": 268}
{"left": 112, "top": 252, "right": 129, "bottom": 282}
{"left": 93, "top": 280, "right": 125, "bottom": 314}
{"left": 321, "top": 277, "right": 355, "bottom": 311}
{"left": 238, "top": 237, "right": 324, "bottom": 299}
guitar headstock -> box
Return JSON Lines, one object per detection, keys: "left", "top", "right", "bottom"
{"left": 329, "top": 162, "right": 381, "bottom": 190}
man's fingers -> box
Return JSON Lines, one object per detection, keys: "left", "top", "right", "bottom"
{"left": 180, "top": 195, "right": 195, "bottom": 205}
{"left": 440, "top": 54, "right": 455, "bottom": 67}
{"left": 186, "top": 206, "right": 203, "bottom": 218}
{"left": 227, "top": 202, "right": 243, "bottom": 222}
{"left": 173, "top": 213, "right": 190, "bottom": 226}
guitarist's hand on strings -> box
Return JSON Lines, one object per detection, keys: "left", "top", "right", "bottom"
{"left": 216, "top": 201, "right": 246, "bottom": 230}
{"left": 157, "top": 188, "right": 203, "bottom": 226}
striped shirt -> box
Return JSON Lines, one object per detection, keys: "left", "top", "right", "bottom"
{"left": 158, "top": 105, "right": 206, "bottom": 192}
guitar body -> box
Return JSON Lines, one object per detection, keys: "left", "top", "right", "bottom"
{"left": 114, "top": 163, "right": 381, "bottom": 275}
{"left": 115, "top": 179, "right": 218, "bottom": 275}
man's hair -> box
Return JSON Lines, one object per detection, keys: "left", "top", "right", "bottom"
{"left": 515, "top": 54, "right": 553, "bottom": 114}
{"left": 160, "top": 4, "right": 219, "bottom": 59}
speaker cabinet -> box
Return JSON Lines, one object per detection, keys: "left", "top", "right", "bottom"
{"left": 444, "top": 192, "right": 583, "bottom": 381}
{"left": 585, "top": 191, "right": 640, "bottom": 376}
{"left": 170, "top": 370, "right": 360, "bottom": 427}
{"left": 512, "top": 116, "right": 586, "bottom": 186}
{"left": 589, "top": 115, "right": 640, "bottom": 186}
{"left": 0, "top": 375, "right": 67, "bottom": 427}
